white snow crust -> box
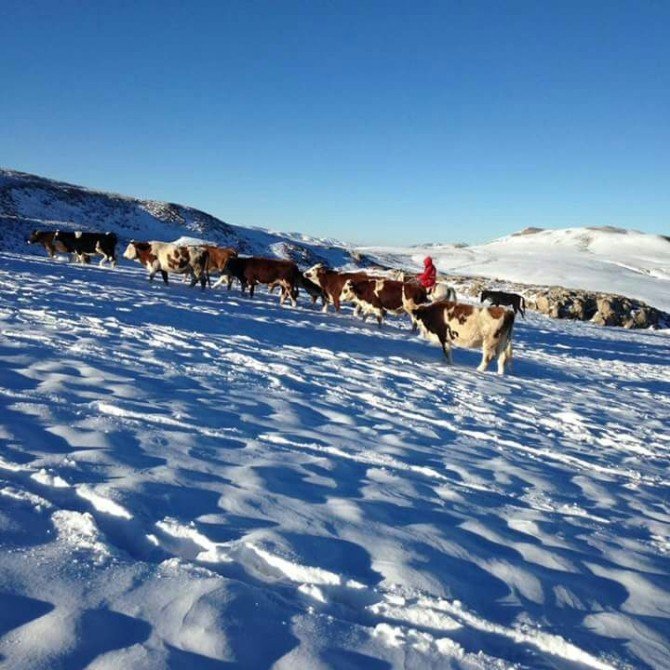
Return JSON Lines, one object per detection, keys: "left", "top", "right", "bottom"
{"left": 0, "top": 246, "right": 668, "bottom": 669}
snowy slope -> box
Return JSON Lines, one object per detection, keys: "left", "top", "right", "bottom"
{"left": 0, "top": 169, "right": 360, "bottom": 269}
{"left": 362, "top": 227, "right": 670, "bottom": 313}
{"left": 1, "top": 251, "right": 668, "bottom": 669}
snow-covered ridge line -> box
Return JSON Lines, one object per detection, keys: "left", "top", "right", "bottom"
{"left": 0, "top": 168, "right": 359, "bottom": 268}
{"left": 362, "top": 226, "right": 670, "bottom": 314}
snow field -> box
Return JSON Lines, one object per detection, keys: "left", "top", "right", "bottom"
{"left": 0, "top": 251, "right": 668, "bottom": 669}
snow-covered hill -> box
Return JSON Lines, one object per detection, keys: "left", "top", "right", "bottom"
{"left": 0, "top": 251, "right": 668, "bottom": 669}
{"left": 362, "top": 227, "right": 670, "bottom": 313}
{"left": 0, "top": 168, "right": 362, "bottom": 269}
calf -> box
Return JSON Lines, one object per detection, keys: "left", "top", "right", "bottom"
{"left": 53, "top": 230, "right": 118, "bottom": 267}
{"left": 481, "top": 290, "right": 526, "bottom": 317}
{"left": 123, "top": 241, "right": 208, "bottom": 289}
{"left": 375, "top": 278, "right": 429, "bottom": 325}
{"left": 26, "top": 230, "right": 71, "bottom": 258}
{"left": 403, "top": 287, "right": 515, "bottom": 374}
{"left": 205, "top": 246, "right": 238, "bottom": 288}
{"left": 224, "top": 257, "right": 301, "bottom": 306}
{"left": 303, "top": 264, "right": 368, "bottom": 313}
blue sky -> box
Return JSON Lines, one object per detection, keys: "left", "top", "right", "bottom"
{"left": 1, "top": 1, "right": 668, "bottom": 245}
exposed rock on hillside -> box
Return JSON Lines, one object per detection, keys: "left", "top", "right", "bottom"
{"left": 446, "top": 274, "right": 669, "bottom": 329}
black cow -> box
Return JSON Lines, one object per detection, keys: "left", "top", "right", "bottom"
{"left": 53, "top": 231, "right": 118, "bottom": 267}
{"left": 480, "top": 290, "right": 526, "bottom": 317}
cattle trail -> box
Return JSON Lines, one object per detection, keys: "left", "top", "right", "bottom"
{"left": 0, "top": 251, "right": 669, "bottom": 669}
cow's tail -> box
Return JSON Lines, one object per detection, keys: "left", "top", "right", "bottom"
{"left": 496, "top": 309, "right": 515, "bottom": 364}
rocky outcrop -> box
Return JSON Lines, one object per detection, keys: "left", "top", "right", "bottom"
{"left": 443, "top": 275, "right": 669, "bottom": 329}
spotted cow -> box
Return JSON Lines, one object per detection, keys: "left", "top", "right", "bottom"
{"left": 402, "top": 287, "right": 515, "bottom": 374}
{"left": 123, "top": 241, "right": 209, "bottom": 289}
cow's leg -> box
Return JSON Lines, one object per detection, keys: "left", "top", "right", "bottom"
{"left": 227, "top": 276, "right": 233, "bottom": 291}
{"left": 497, "top": 341, "right": 513, "bottom": 375}
{"left": 333, "top": 296, "right": 341, "bottom": 312}
{"left": 477, "top": 344, "right": 496, "bottom": 372}
{"left": 279, "top": 286, "right": 286, "bottom": 306}
{"left": 376, "top": 309, "right": 383, "bottom": 327}
{"left": 249, "top": 282, "right": 256, "bottom": 298}
{"left": 322, "top": 296, "right": 330, "bottom": 313}
{"left": 161, "top": 270, "right": 169, "bottom": 284}
{"left": 289, "top": 285, "right": 298, "bottom": 307}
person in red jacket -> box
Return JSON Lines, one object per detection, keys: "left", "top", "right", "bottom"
{"left": 417, "top": 256, "right": 437, "bottom": 292}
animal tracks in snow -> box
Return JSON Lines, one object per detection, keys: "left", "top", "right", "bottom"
{"left": 0, "top": 252, "right": 668, "bottom": 669}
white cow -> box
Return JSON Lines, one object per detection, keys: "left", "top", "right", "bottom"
{"left": 123, "top": 241, "right": 209, "bottom": 289}
{"left": 402, "top": 286, "right": 515, "bottom": 374}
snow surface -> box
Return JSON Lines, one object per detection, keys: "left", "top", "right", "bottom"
{"left": 361, "top": 227, "right": 670, "bottom": 313}
{"left": 0, "top": 250, "right": 668, "bottom": 669}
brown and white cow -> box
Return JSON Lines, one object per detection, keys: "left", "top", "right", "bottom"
{"left": 224, "top": 257, "right": 301, "bottom": 306}
{"left": 26, "top": 230, "right": 71, "bottom": 258}
{"left": 375, "top": 278, "right": 429, "bottom": 324}
{"left": 303, "top": 264, "right": 369, "bottom": 313}
{"left": 123, "top": 241, "right": 209, "bottom": 289}
{"left": 267, "top": 273, "right": 327, "bottom": 307}
{"left": 204, "top": 246, "right": 238, "bottom": 288}
{"left": 402, "top": 287, "right": 515, "bottom": 374}
{"left": 341, "top": 278, "right": 385, "bottom": 325}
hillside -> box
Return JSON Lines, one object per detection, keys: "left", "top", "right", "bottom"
{"left": 0, "top": 249, "right": 669, "bottom": 668}
{"left": 0, "top": 168, "right": 361, "bottom": 269}
{"left": 361, "top": 227, "right": 670, "bottom": 313}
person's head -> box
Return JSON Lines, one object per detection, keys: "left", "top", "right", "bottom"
{"left": 424, "top": 256, "right": 433, "bottom": 267}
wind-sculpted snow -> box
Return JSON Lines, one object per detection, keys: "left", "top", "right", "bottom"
{"left": 0, "top": 252, "right": 668, "bottom": 669}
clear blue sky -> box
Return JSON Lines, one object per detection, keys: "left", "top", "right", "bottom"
{"left": 1, "top": 1, "right": 668, "bottom": 245}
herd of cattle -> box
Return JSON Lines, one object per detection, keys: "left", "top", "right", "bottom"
{"left": 27, "top": 229, "right": 525, "bottom": 374}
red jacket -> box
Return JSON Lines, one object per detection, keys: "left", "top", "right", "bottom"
{"left": 417, "top": 258, "right": 437, "bottom": 289}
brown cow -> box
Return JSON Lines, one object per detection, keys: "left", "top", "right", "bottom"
{"left": 224, "top": 257, "right": 301, "bottom": 306}
{"left": 26, "top": 230, "right": 71, "bottom": 258}
{"left": 403, "top": 286, "right": 515, "bottom": 374}
{"left": 205, "top": 246, "right": 238, "bottom": 288}
{"left": 123, "top": 241, "right": 209, "bottom": 289}
{"left": 303, "top": 264, "right": 368, "bottom": 313}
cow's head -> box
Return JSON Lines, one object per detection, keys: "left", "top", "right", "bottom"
{"left": 26, "top": 230, "right": 42, "bottom": 244}
{"left": 340, "top": 279, "right": 357, "bottom": 302}
{"left": 123, "top": 241, "right": 139, "bottom": 260}
{"left": 303, "top": 263, "right": 326, "bottom": 286}
{"left": 401, "top": 281, "right": 420, "bottom": 314}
